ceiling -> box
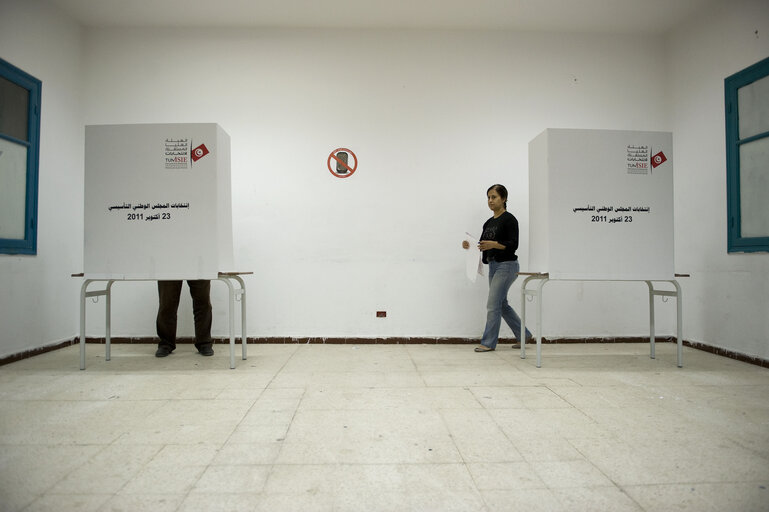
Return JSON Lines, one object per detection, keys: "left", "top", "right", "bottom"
{"left": 48, "top": 0, "right": 723, "bottom": 34}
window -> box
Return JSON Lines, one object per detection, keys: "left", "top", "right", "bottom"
{"left": 725, "top": 56, "right": 769, "bottom": 253}
{"left": 0, "top": 58, "right": 41, "bottom": 255}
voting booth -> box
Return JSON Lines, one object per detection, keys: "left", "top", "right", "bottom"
{"left": 78, "top": 123, "right": 247, "bottom": 370}
{"left": 528, "top": 128, "right": 674, "bottom": 280}
{"left": 522, "top": 128, "right": 682, "bottom": 367}
{"left": 84, "top": 123, "right": 233, "bottom": 279}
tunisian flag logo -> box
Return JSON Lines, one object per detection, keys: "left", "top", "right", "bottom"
{"left": 191, "top": 143, "right": 210, "bottom": 162}
{"left": 651, "top": 151, "right": 667, "bottom": 169}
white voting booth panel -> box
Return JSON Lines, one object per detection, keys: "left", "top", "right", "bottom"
{"left": 84, "top": 123, "right": 233, "bottom": 279}
{"left": 524, "top": 128, "right": 682, "bottom": 368}
{"left": 528, "top": 128, "right": 674, "bottom": 280}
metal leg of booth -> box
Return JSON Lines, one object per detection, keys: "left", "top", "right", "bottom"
{"left": 646, "top": 279, "right": 683, "bottom": 368}
{"left": 230, "top": 274, "right": 248, "bottom": 361}
{"left": 79, "top": 279, "right": 113, "bottom": 370}
{"left": 217, "top": 274, "right": 248, "bottom": 369}
{"left": 520, "top": 273, "right": 549, "bottom": 368}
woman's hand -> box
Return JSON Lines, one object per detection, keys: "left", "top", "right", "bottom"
{"left": 461, "top": 240, "right": 470, "bottom": 250}
{"left": 478, "top": 240, "right": 504, "bottom": 251}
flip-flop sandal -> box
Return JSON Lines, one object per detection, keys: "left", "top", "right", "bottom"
{"left": 474, "top": 346, "right": 494, "bottom": 352}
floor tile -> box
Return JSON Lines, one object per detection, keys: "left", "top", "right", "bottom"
{"left": 479, "top": 488, "right": 563, "bottom": 512}
{"left": 97, "top": 494, "right": 185, "bottom": 512}
{"left": 623, "top": 483, "right": 721, "bottom": 512}
{"left": 119, "top": 464, "right": 206, "bottom": 495}
{"left": 530, "top": 460, "right": 616, "bottom": 488}
{"left": 213, "top": 441, "right": 283, "bottom": 465}
{"left": 177, "top": 492, "right": 264, "bottom": 512}
{"left": 440, "top": 409, "right": 524, "bottom": 462}
{"left": 48, "top": 444, "right": 161, "bottom": 494}
{"left": 0, "top": 343, "right": 767, "bottom": 511}
{"left": 276, "top": 408, "right": 463, "bottom": 464}
{"left": 23, "top": 494, "right": 111, "bottom": 512}
{"left": 191, "top": 464, "right": 271, "bottom": 493}
{"left": 467, "top": 461, "right": 546, "bottom": 490}
{"left": 552, "top": 486, "right": 644, "bottom": 511}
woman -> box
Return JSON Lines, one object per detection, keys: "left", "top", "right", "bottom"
{"left": 463, "top": 184, "right": 532, "bottom": 352}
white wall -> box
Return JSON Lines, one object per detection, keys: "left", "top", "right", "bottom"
{"left": 80, "top": 27, "right": 674, "bottom": 341}
{"left": 669, "top": 0, "right": 769, "bottom": 360}
{"left": 0, "top": 0, "right": 83, "bottom": 359}
{"left": 8, "top": 1, "right": 766, "bottom": 360}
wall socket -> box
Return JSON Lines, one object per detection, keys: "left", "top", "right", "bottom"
{"left": 376, "top": 311, "right": 387, "bottom": 318}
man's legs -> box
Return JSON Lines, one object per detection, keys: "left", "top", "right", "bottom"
{"left": 188, "top": 280, "right": 213, "bottom": 356}
{"left": 156, "top": 280, "right": 183, "bottom": 356}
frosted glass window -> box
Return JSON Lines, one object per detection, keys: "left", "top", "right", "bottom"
{"left": 738, "top": 74, "right": 769, "bottom": 140}
{"left": 0, "top": 139, "right": 28, "bottom": 239}
{"left": 725, "top": 56, "right": 769, "bottom": 253}
{"left": 0, "top": 57, "right": 41, "bottom": 255}
{"left": 739, "top": 138, "right": 769, "bottom": 237}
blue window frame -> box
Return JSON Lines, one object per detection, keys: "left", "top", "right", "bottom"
{"left": 0, "top": 57, "right": 41, "bottom": 255}
{"left": 725, "top": 56, "right": 769, "bottom": 253}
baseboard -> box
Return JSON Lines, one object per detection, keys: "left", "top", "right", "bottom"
{"left": 69, "top": 335, "right": 673, "bottom": 345}
{"left": 681, "top": 339, "right": 769, "bottom": 369}
{"left": 2, "top": 336, "right": 767, "bottom": 369}
{"left": 0, "top": 338, "right": 78, "bottom": 366}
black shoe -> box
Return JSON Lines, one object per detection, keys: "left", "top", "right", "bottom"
{"left": 155, "top": 345, "right": 174, "bottom": 357}
{"left": 197, "top": 344, "right": 214, "bottom": 356}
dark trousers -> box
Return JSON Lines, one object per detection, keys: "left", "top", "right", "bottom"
{"left": 156, "top": 280, "right": 212, "bottom": 350}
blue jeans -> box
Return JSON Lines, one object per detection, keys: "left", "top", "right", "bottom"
{"left": 480, "top": 260, "right": 532, "bottom": 350}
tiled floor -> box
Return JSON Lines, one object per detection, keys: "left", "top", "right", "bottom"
{"left": 0, "top": 342, "right": 767, "bottom": 511}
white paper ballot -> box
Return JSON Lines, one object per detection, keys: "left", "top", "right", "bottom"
{"left": 464, "top": 232, "right": 485, "bottom": 282}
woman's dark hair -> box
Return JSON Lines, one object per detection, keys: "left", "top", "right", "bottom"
{"left": 487, "top": 184, "right": 508, "bottom": 209}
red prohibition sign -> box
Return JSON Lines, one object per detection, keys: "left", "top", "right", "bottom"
{"left": 328, "top": 148, "right": 358, "bottom": 178}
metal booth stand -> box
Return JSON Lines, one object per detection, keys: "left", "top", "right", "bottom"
{"left": 519, "top": 272, "right": 688, "bottom": 368}
{"left": 73, "top": 272, "right": 251, "bottom": 370}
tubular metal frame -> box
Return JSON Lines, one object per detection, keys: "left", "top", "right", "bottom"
{"left": 519, "top": 272, "right": 685, "bottom": 368}
{"left": 76, "top": 272, "right": 249, "bottom": 370}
